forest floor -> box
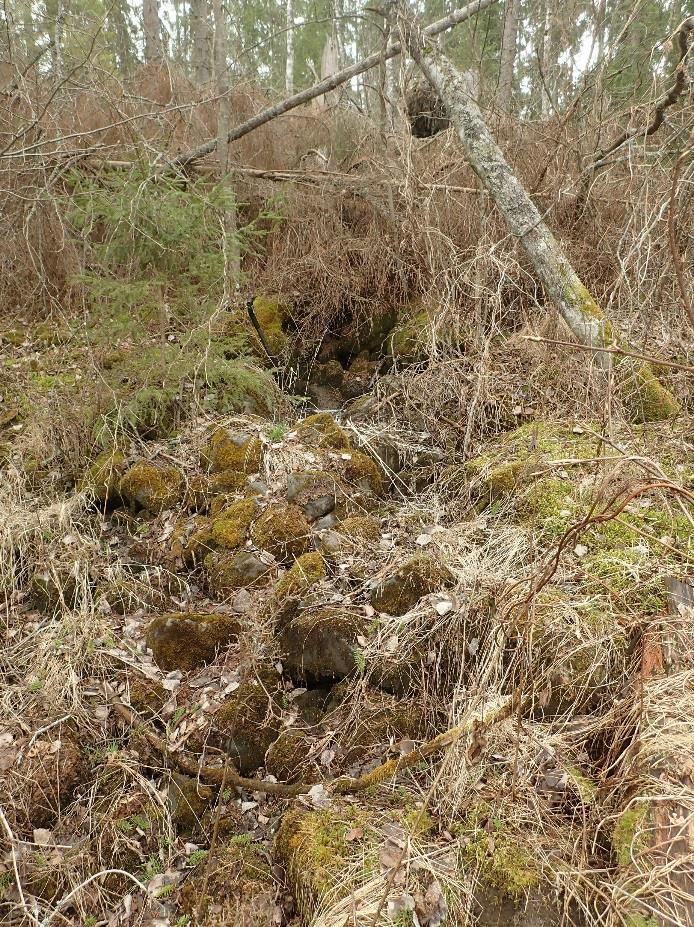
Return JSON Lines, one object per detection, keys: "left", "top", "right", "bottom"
{"left": 0, "top": 292, "right": 692, "bottom": 927}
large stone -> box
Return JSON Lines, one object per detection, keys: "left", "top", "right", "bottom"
{"left": 81, "top": 448, "right": 126, "bottom": 507}
{"left": 205, "top": 550, "right": 274, "bottom": 595}
{"left": 371, "top": 553, "right": 455, "bottom": 616}
{"left": 212, "top": 680, "right": 280, "bottom": 774}
{"left": 281, "top": 607, "right": 365, "bottom": 683}
{"left": 286, "top": 470, "right": 337, "bottom": 521}
{"left": 201, "top": 428, "right": 263, "bottom": 474}
{"left": 145, "top": 611, "right": 242, "bottom": 672}
{"left": 120, "top": 460, "right": 184, "bottom": 514}
{"left": 251, "top": 503, "right": 312, "bottom": 561}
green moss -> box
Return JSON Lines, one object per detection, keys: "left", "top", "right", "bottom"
{"left": 619, "top": 362, "right": 680, "bottom": 423}
{"left": 371, "top": 553, "right": 454, "bottom": 616}
{"left": 251, "top": 295, "right": 288, "bottom": 355}
{"left": 211, "top": 498, "right": 258, "bottom": 549}
{"left": 202, "top": 428, "right": 263, "bottom": 474}
{"left": 205, "top": 550, "right": 274, "bottom": 593}
{"left": 612, "top": 805, "right": 650, "bottom": 867}
{"left": 266, "top": 728, "right": 319, "bottom": 783}
{"left": 336, "top": 515, "right": 382, "bottom": 542}
{"left": 251, "top": 503, "right": 312, "bottom": 561}
{"left": 516, "top": 477, "right": 578, "bottom": 542}
{"left": 461, "top": 833, "right": 540, "bottom": 898}
{"left": 342, "top": 450, "right": 385, "bottom": 497}
{"left": 213, "top": 680, "right": 280, "bottom": 773}
{"left": 120, "top": 460, "right": 184, "bottom": 514}
{"left": 389, "top": 306, "right": 431, "bottom": 362}
{"left": 566, "top": 766, "right": 598, "bottom": 805}
{"left": 145, "top": 612, "right": 241, "bottom": 672}
{"left": 624, "top": 914, "right": 659, "bottom": 927}
{"left": 296, "top": 412, "right": 353, "bottom": 450}
{"left": 274, "top": 552, "right": 327, "bottom": 601}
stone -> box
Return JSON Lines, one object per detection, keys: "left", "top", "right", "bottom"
{"left": 145, "top": 612, "right": 242, "bottom": 672}
{"left": 168, "top": 772, "right": 215, "bottom": 836}
{"left": 210, "top": 498, "right": 258, "bottom": 549}
{"left": 370, "top": 553, "right": 455, "bottom": 616}
{"left": 272, "top": 552, "right": 327, "bottom": 605}
{"left": 286, "top": 470, "right": 337, "bottom": 521}
{"left": 205, "top": 550, "right": 274, "bottom": 595}
{"left": 119, "top": 460, "right": 184, "bottom": 514}
{"left": 250, "top": 503, "right": 312, "bottom": 561}
{"left": 80, "top": 449, "right": 126, "bottom": 507}
{"left": 201, "top": 428, "right": 263, "bottom": 474}
{"left": 265, "top": 728, "right": 319, "bottom": 783}
{"left": 212, "top": 680, "right": 280, "bottom": 774}
{"left": 281, "top": 607, "right": 365, "bottom": 683}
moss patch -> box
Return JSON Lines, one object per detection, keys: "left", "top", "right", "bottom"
{"left": 273, "top": 552, "right": 327, "bottom": 602}
{"left": 296, "top": 412, "right": 353, "bottom": 450}
{"left": 81, "top": 448, "right": 126, "bottom": 506}
{"left": 205, "top": 550, "right": 274, "bottom": 594}
{"left": 337, "top": 514, "right": 382, "bottom": 542}
{"left": 619, "top": 362, "right": 680, "bottom": 424}
{"left": 202, "top": 427, "right": 263, "bottom": 474}
{"left": 341, "top": 450, "right": 385, "bottom": 497}
{"left": 612, "top": 804, "right": 650, "bottom": 868}
{"left": 211, "top": 497, "right": 258, "bottom": 549}
{"left": 212, "top": 679, "right": 280, "bottom": 774}
{"left": 281, "top": 606, "right": 366, "bottom": 682}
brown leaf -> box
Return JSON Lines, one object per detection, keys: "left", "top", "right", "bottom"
{"left": 415, "top": 878, "right": 449, "bottom": 927}
{"left": 344, "top": 827, "right": 364, "bottom": 842}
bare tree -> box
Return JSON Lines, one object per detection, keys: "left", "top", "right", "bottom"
{"left": 213, "top": 0, "right": 239, "bottom": 293}
{"left": 191, "top": 0, "right": 212, "bottom": 83}
{"left": 498, "top": 0, "right": 519, "bottom": 110}
{"left": 143, "top": 0, "right": 163, "bottom": 62}
{"left": 285, "top": 0, "right": 294, "bottom": 93}
{"left": 397, "top": 3, "right": 679, "bottom": 422}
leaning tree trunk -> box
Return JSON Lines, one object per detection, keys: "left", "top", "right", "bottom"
{"left": 397, "top": 3, "right": 679, "bottom": 423}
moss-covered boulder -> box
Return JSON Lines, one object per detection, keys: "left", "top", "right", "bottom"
{"left": 212, "top": 680, "right": 281, "bottom": 774}
{"left": 205, "top": 550, "right": 274, "bottom": 595}
{"left": 340, "top": 450, "right": 385, "bottom": 497}
{"left": 81, "top": 448, "right": 127, "bottom": 506}
{"left": 273, "top": 552, "right": 327, "bottom": 604}
{"left": 209, "top": 469, "right": 251, "bottom": 495}
{"left": 202, "top": 427, "right": 263, "bottom": 474}
{"left": 168, "top": 771, "right": 216, "bottom": 836}
{"left": 170, "top": 517, "right": 216, "bottom": 568}
{"left": 371, "top": 553, "right": 454, "bottom": 616}
{"left": 281, "top": 607, "right": 366, "bottom": 683}
{"left": 336, "top": 514, "right": 382, "bottom": 542}
{"left": 179, "top": 840, "right": 277, "bottom": 926}
{"left": 120, "top": 459, "right": 184, "bottom": 514}
{"left": 119, "top": 670, "right": 168, "bottom": 719}
{"left": 211, "top": 497, "right": 258, "bottom": 549}
{"left": 296, "top": 412, "right": 353, "bottom": 451}
{"left": 619, "top": 362, "right": 680, "bottom": 424}
{"left": 388, "top": 304, "right": 431, "bottom": 362}
{"left": 286, "top": 470, "right": 337, "bottom": 521}
{"left": 145, "top": 611, "right": 242, "bottom": 672}
{"left": 251, "top": 503, "right": 312, "bottom": 562}
{"left": 266, "top": 727, "right": 320, "bottom": 783}
{"left": 250, "top": 294, "right": 289, "bottom": 356}
{"left": 341, "top": 351, "right": 377, "bottom": 399}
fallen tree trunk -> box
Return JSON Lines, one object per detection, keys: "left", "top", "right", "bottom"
{"left": 169, "top": 0, "right": 498, "bottom": 168}
{"left": 397, "top": 3, "right": 679, "bottom": 423}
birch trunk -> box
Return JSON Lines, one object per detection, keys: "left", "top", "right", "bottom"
{"left": 497, "top": 0, "right": 519, "bottom": 111}
{"left": 398, "top": 4, "right": 679, "bottom": 423}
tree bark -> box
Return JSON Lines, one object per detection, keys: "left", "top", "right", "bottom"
{"left": 143, "top": 0, "right": 164, "bottom": 62}
{"left": 497, "top": 0, "right": 519, "bottom": 110}
{"left": 397, "top": 2, "right": 679, "bottom": 423}
{"left": 213, "top": 0, "right": 239, "bottom": 295}
{"left": 190, "top": 0, "right": 212, "bottom": 84}
{"left": 285, "top": 0, "right": 294, "bottom": 94}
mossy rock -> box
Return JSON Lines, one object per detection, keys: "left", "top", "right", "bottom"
{"left": 286, "top": 470, "right": 337, "bottom": 521}
{"left": 341, "top": 351, "right": 377, "bottom": 399}
{"left": 183, "top": 473, "right": 213, "bottom": 512}
{"left": 119, "top": 670, "right": 168, "bottom": 719}
{"left": 201, "top": 428, "right": 263, "bottom": 474}
{"left": 145, "top": 611, "right": 242, "bottom": 672}
{"left": 205, "top": 550, "right": 274, "bottom": 595}
{"left": 340, "top": 450, "right": 386, "bottom": 498}
{"left": 170, "top": 518, "right": 216, "bottom": 568}
{"left": 371, "top": 553, "right": 454, "bottom": 616}
{"left": 167, "top": 772, "right": 215, "bottom": 836}
{"left": 296, "top": 412, "right": 353, "bottom": 451}
{"left": 209, "top": 469, "right": 251, "bottom": 495}
{"left": 30, "top": 566, "right": 78, "bottom": 615}
{"left": 80, "top": 448, "right": 127, "bottom": 506}
{"left": 514, "top": 477, "right": 578, "bottom": 543}
{"left": 212, "top": 680, "right": 281, "bottom": 774}
{"left": 336, "top": 514, "right": 381, "bottom": 542}
{"left": 120, "top": 460, "right": 184, "bottom": 514}
{"left": 331, "top": 696, "right": 427, "bottom": 767}
{"left": 179, "top": 840, "right": 276, "bottom": 926}
{"left": 265, "top": 727, "right": 320, "bottom": 783}
{"left": 273, "top": 552, "right": 327, "bottom": 605}
{"left": 251, "top": 503, "right": 312, "bottom": 562}
{"left": 251, "top": 295, "right": 289, "bottom": 356}
{"left": 211, "top": 498, "right": 258, "bottom": 549}
{"left": 619, "top": 362, "right": 680, "bottom": 423}
{"left": 280, "top": 606, "right": 366, "bottom": 683}
{"left": 388, "top": 305, "right": 431, "bottom": 362}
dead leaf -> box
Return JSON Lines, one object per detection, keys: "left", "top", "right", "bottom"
{"left": 415, "top": 878, "right": 448, "bottom": 927}
{"left": 387, "top": 894, "right": 415, "bottom": 920}
{"left": 344, "top": 827, "right": 364, "bottom": 842}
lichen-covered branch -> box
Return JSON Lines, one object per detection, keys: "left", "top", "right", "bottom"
{"left": 397, "top": 4, "right": 680, "bottom": 423}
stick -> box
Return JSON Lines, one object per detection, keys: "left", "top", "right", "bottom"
{"left": 168, "top": 0, "right": 499, "bottom": 168}
{"left": 521, "top": 334, "right": 694, "bottom": 373}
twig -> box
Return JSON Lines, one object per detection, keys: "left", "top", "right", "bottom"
{"left": 522, "top": 334, "right": 694, "bottom": 373}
